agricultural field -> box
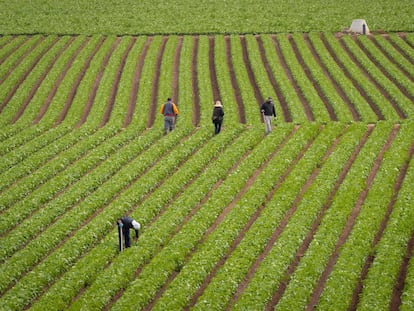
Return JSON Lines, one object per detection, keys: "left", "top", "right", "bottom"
{"left": 1, "top": 1, "right": 414, "bottom": 311}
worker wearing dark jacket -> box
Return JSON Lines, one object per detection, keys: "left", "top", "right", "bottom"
{"left": 212, "top": 100, "right": 225, "bottom": 134}
{"left": 117, "top": 216, "right": 140, "bottom": 248}
{"left": 260, "top": 97, "right": 276, "bottom": 134}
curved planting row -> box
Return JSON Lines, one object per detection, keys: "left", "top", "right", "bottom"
{"left": 0, "top": 33, "right": 413, "bottom": 127}
{"left": 1, "top": 31, "right": 414, "bottom": 311}
{"left": 0, "top": 121, "right": 413, "bottom": 310}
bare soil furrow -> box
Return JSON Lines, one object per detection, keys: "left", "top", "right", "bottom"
{"left": 385, "top": 34, "right": 414, "bottom": 66}
{"left": 192, "top": 35, "right": 200, "bottom": 126}
{"left": 271, "top": 34, "right": 314, "bottom": 121}
{"left": 322, "top": 34, "right": 384, "bottom": 120}
{"left": 100, "top": 37, "right": 136, "bottom": 127}
{"left": 0, "top": 36, "right": 27, "bottom": 67}
{"left": 266, "top": 125, "right": 373, "bottom": 310}
{"left": 0, "top": 36, "right": 44, "bottom": 86}
{"left": 354, "top": 36, "right": 414, "bottom": 105}
{"left": 124, "top": 36, "right": 153, "bottom": 127}
{"left": 288, "top": 34, "right": 337, "bottom": 121}
{"left": 224, "top": 35, "right": 246, "bottom": 124}
{"left": 77, "top": 37, "right": 121, "bottom": 126}
{"left": 239, "top": 35, "right": 262, "bottom": 108}
{"left": 306, "top": 124, "right": 400, "bottom": 310}
{"left": 372, "top": 36, "right": 414, "bottom": 83}
{"left": 147, "top": 36, "right": 168, "bottom": 128}
{"left": 55, "top": 36, "right": 105, "bottom": 125}
{"left": 0, "top": 37, "right": 57, "bottom": 113}
{"left": 209, "top": 36, "right": 220, "bottom": 102}
{"left": 12, "top": 37, "right": 76, "bottom": 123}
{"left": 304, "top": 33, "right": 360, "bottom": 121}
{"left": 34, "top": 37, "right": 90, "bottom": 124}
{"left": 255, "top": 35, "right": 292, "bottom": 122}
{"left": 350, "top": 138, "right": 414, "bottom": 311}
{"left": 171, "top": 35, "right": 183, "bottom": 104}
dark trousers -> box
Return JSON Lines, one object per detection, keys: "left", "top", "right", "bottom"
{"left": 214, "top": 121, "right": 222, "bottom": 134}
{"left": 123, "top": 228, "right": 131, "bottom": 248}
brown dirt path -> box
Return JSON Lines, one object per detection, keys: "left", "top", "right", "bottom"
{"left": 124, "top": 36, "right": 153, "bottom": 127}
{"left": 352, "top": 37, "right": 411, "bottom": 116}
{"left": 0, "top": 36, "right": 43, "bottom": 86}
{"left": 224, "top": 35, "right": 246, "bottom": 124}
{"left": 0, "top": 36, "right": 26, "bottom": 67}
{"left": 209, "top": 36, "right": 220, "bottom": 102}
{"left": 100, "top": 37, "right": 136, "bottom": 127}
{"left": 192, "top": 36, "right": 200, "bottom": 126}
{"left": 34, "top": 37, "right": 90, "bottom": 124}
{"left": 55, "top": 37, "right": 106, "bottom": 126}
{"left": 271, "top": 35, "right": 314, "bottom": 121}
{"left": 22, "top": 129, "right": 193, "bottom": 310}
{"left": 0, "top": 37, "right": 56, "bottom": 114}
{"left": 171, "top": 36, "right": 183, "bottom": 104}
{"left": 77, "top": 37, "right": 121, "bottom": 127}
{"left": 0, "top": 36, "right": 15, "bottom": 52}
{"left": 12, "top": 37, "right": 75, "bottom": 123}
{"left": 383, "top": 34, "right": 414, "bottom": 67}
{"left": 288, "top": 34, "right": 337, "bottom": 121}
{"left": 303, "top": 33, "right": 360, "bottom": 121}
{"left": 239, "top": 35, "right": 263, "bottom": 109}
{"left": 185, "top": 126, "right": 305, "bottom": 310}
{"left": 255, "top": 35, "right": 292, "bottom": 122}
{"left": 350, "top": 139, "right": 414, "bottom": 311}
{"left": 372, "top": 36, "right": 414, "bottom": 83}
{"left": 320, "top": 33, "right": 384, "bottom": 121}
{"left": 147, "top": 36, "right": 168, "bottom": 128}
{"left": 306, "top": 124, "right": 400, "bottom": 310}
{"left": 265, "top": 125, "right": 374, "bottom": 310}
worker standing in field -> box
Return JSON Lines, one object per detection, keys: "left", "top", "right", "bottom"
{"left": 117, "top": 216, "right": 140, "bottom": 249}
{"left": 211, "top": 100, "right": 225, "bottom": 134}
{"left": 160, "top": 97, "right": 179, "bottom": 134}
{"left": 260, "top": 97, "right": 276, "bottom": 134}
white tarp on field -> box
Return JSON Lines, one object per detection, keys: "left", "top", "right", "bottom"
{"left": 350, "top": 19, "right": 370, "bottom": 34}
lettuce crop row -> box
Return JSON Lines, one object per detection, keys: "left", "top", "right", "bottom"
{"left": 274, "top": 122, "right": 395, "bottom": 310}
{"left": 0, "top": 124, "right": 97, "bottom": 203}
{"left": 14, "top": 36, "right": 86, "bottom": 126}
{"left": 0, "top": 36, "right": 42, "bottom": 88}
{"left": 321, "top": 34, "right": 387, "bottom": 121}
{"left": 262, "top": 35, "right": 308, "bottom": 123}
{"left": 62, "top": 36, "right": 116, "bottom": 126}
{"left": 213, "top": 35, "right": 240, "bottom": 124}
{"left": 0, "top": 125, "right": 71, "bottom": 176}
{"left": 279, "top": 34, "right": 334, "bottom": 122}
{"left": 0, "top": 126, "right": 206, "bottom": 309}
{"left": 70, "top": 125, "right": 294, "bottom": 310}
{"left": 228, "top": 35, "right": 260, "bottom": 125}
{"left": 340, "top": 36, "right": 407, "bottom": 120}
{"left": 65, "top": 125, "right": 247, "bottom": 310}
{"left": 357, "top": 36, "right": 414, "bottom": 108}
{"left": 373, "top": 35, "right": 414, "bottom": 79}
{"left": 31, "top": 126, "right": 252, "bottom": 310}
{"left": 109, "top": 124, "right": 320, "bottom": 310}
{"left": 0, "top": 36, "right": 68, "bottom": 125}
{"left": 160, "top": 124, "right": 343, "bottom": 310}
{"left": 318, "top": 121, "right": 414, "bottom": 309}
{"left": 231, "top": 122, "right": 367, "bottom": 310}
{"left": 291, "top": 33, "right": 354, "bottom": 121}
{"left": 308, "top": 33, "right": 377, "bottom": 122}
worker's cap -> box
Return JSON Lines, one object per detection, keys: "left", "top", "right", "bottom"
{"left": 132, "top": 220, "right": 141, "bottom": 230}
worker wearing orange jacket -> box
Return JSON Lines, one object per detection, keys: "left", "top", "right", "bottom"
{"left": 160, "top": 97, "right": 179, "bottom": 134}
